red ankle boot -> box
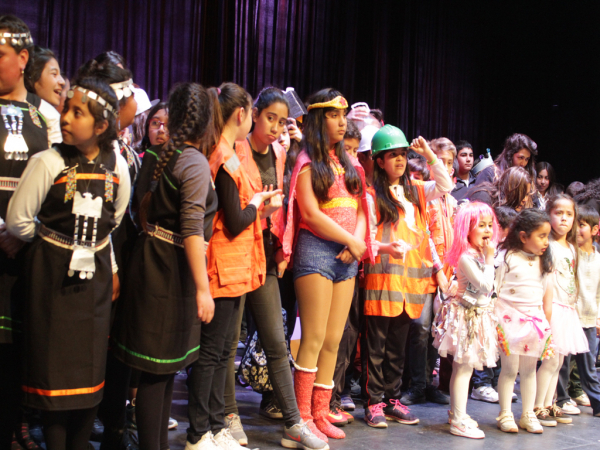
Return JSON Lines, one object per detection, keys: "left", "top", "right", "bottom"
{"left": 312, "top": 383, "right": 346, "bottom": 439}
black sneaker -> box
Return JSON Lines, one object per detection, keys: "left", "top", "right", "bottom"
{"left": 260, "top": 398, "right": 284, "bottom": 419}
{"left": 425, "top": 386, "right": 450, "bottom": 405}
{"left": 400, "top": 388, "right": 426, "bottom": 406}
{"left": 384, "top": 399, "right": 419, "bottom": 425}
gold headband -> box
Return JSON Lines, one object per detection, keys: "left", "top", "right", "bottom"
{"left": 307, "top": 96, "right": 348, "bottom": 111}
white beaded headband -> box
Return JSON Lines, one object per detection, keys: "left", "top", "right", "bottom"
{"left": 0, "top": 32, "right": 33, "bottom": 47}
{"left": 67, "top": 86, "right": 117, "bottom": 118}
{"left": 110, "top": 79, "right": 134, "bottom": 100}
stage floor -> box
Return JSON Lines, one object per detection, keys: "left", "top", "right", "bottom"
{"left": 167, "top": 372, "right": 600, "bottom": 450}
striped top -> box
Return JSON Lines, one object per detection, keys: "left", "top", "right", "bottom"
{"left": 300, "top": 151, "right": 358, "bottom": 236}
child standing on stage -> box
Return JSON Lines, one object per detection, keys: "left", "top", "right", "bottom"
{"left": 282, "top": 89, "right": 369, "bottom": 442}
{"left": 363, "top": 127, "right": 452, "bottom": 428}
{"left": 112, "top": 83, "right": 216, "bottom": 450}
{"left": 7, "top": 77, "right": 131, "bottom": 449}
{"left": 221, "top": 86, "right": 328, "bottom": 450}
{"left": 556, "top": 205, "right": 600, "bottom": 417}
{"left": 494, "top": 209, "right": 555, "bottom": 433}
{"left": 534, "top": 195, "right": 591, "bottom": 422}
{"left": 433, "top": 201, "right": 499, "bottom": 439}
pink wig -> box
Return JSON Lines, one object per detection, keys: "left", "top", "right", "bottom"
{"left": 446, "top": 201, "right": 499, "bottom": 267}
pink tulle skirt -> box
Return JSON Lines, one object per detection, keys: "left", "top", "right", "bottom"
{"left": 495, "top": 299, "right": 554, "bottom": 360}
{"left": 432, "top": 299, "right": 498, "bottom": 370}
{"left": 551, "top": 302, "right": 589, "bottom": 356}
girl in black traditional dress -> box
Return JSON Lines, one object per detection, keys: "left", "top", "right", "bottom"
{"left": 7, "top": 76, "right": 130, "bottom": 449}
{"left": 0, "top": 14, "right": 60, "bottom": 449}
{"left": 111, "top": 82, "right": 217, "bottom": 450}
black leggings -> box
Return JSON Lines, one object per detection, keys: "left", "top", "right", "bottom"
{"left": 0, "top": 344, "right": 20, "bottom": 450}
{"left": 42, "top": 405, "right": 99, "bottom": 450}
{"left": 136, "top": 372, "right": 174, "bottom": 450}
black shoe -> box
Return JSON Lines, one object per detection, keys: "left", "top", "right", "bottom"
{"left": 400, "top": 388, "right": 426, "bottom": 405}
{"left": 425, "top": 386, "right": 449, "bottom": 405}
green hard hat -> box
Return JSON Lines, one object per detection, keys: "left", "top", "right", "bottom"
{"left": 371, "top": 124, "right": 410, "bottom": 158}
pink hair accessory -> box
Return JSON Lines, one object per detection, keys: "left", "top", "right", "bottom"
{"left": 216, "top": 87, "right": 221, "bottom": 95}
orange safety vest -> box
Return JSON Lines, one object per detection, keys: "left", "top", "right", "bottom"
{"left": 236, "top": 139, "right": 286, "bottom": 244}
{"left": 427, "top": 194, "right": 455, "bottom": 280}
{"left": 364, "top": 183, "right": 436, "bottom": 319}
{"left": 206, "top": 136, "right": 266, "bottom": 298}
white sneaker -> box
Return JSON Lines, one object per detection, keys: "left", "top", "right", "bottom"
{"left": 214, "top": 428, "right": 247, "bottom": 450}
{"left": 447, "top": 410, "right": 478, "bottom": 427}
{"left": 560, "top": 402, "right": 581, "bottom": 415}
{"left": 573, "top": 393, "right": 591, "bottom": 407}
{"left": 450, "top": 418, "right": 485, "bottom": 439}
{"left": 519, "top": 411, "right": 543, "bottom": 434}
{"left": 185, "top": 431, "right": 221, "bottom": 450}
{"left": 496, "top": 410, "right": 518, "bottom": 432}
{"left": 168, "top": 417, "right": 178, "bottom": 429}
{"left": 224, "top": 413, "right": 248, "bottom": 446}
{"left": 470, "top": 386, "right": 499, "bottom": 403}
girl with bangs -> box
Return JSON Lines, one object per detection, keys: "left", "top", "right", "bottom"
{"left": 282, "top": 88, "right": 369, "bottom": 442}
{"left": 433, "top": 201, "right": 499, "bottom": 439}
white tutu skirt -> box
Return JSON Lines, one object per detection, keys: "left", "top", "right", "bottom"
{"left": 495, "top": 299, "right": 555, "bottom": 360}
{"left": 551, "top": 302, "right": 589, "bottom": 356}
{"left": 432, "top": 299, "right": 498, "bottom": 370}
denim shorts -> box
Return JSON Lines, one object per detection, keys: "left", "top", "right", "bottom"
{"left": 293, "top": 228, "right": 358, "bottom": 282}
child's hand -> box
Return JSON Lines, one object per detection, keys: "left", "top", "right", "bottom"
{"left": 0, "top": 224, "right": 25, "bottom": 259}
{"left": 112, "top": 273, "right": 120, "bottom": 301}
{"left": 409, "top": 136, "right": 435, "bottom": 162}
{"left": 275, "top": 249, "right": 288, "bottom": 278}
{"left": 436, "top": 270, "right": 449, "bottom": 294}
{"left": 388, "top": 241, "right": 405, "bottom": 260}
{"left": 482, "top": 237, "right": 496, "bottom": 261}
{"left": 196, "top": 288, "right": 215, "bottom": 323}
{"left": 252, "top": 185, "right": 284, "bottom": 218}
{"left": 336, "top": 248, "right": 354, "bottom": 264}
{"left": 347, "top": 236, "right": 367, "bottom": 262}
{"left": 447, "top": 279, "right": 458, "bottom": 297}
{"left": 287, "top": 118, "right": 303, "bottom": 143}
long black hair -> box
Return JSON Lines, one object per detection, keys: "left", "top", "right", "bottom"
{"left": 373, "top": 150, "right": 421, "bottom": 226}
{"left": 139, "top": 101, "right": 168, "bottom": 153}
{"left": 536, "top": 161, "right": 561, "bottom": 197}
{"left": 495, "top": 133, "right": 538, "bottom": 181}
{"left": 500, "top": 208, "right": 553, "bottom": 275}
{"left": 24, "top": 46, "right": 58, "bottom": 93}
{"left": 303, "top": 88, "right": 361, "bottom": 202}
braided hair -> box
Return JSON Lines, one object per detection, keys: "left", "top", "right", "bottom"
{"left": 140, "top": 82, "right": 212, "bottom": 231}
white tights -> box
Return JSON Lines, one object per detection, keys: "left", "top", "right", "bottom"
{"left": 497, "top": 353, "right": 537, "bottom": 415}
{"left": 450, "top": 360, "right": 473, "bottom": 421}
{"left": 535, "top": 354, "right": 563, "bottom": 408}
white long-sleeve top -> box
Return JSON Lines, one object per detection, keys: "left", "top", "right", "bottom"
{"left": 38, "top": 99, "right": 62, "bottom": 146}
{"left": 6, "top": 146, "right": 131, "bottom": 272}
{"left": 456, "top": 251, "right": 495, "bottom": 307}
{"left": 367, "top": 159, "right": 452, "bottom": 244}
{"left": 577, "top": 247, "right": 600, "bottom": 328}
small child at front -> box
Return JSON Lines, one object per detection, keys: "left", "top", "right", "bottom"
{"left": 433, "top": 201, "right": 499, "bottom": 439}
{"left": 494, "top": 209, "right": 555, "bottom": 434}
{"left": 533, "top": 195, "right": 590, "bottom": 424}
{"left": 554, "top": 205, "right": 600, "bottom": 416}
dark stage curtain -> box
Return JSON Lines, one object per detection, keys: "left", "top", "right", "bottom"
{"left": 3, "top": 1, "right": 599, "bottom": 184}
